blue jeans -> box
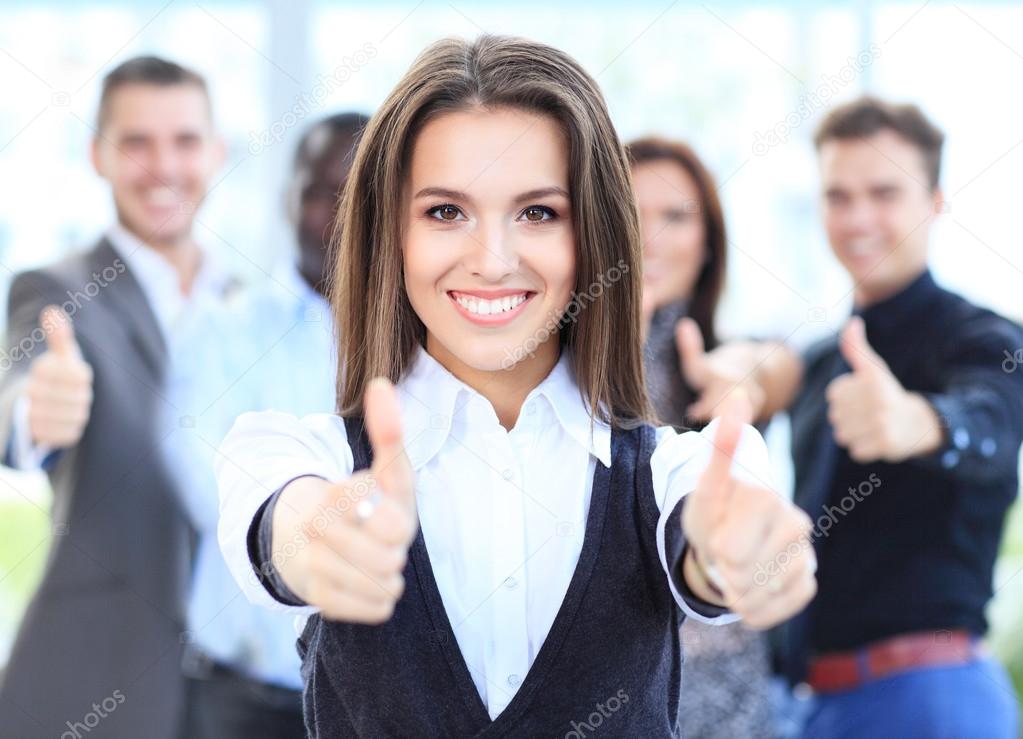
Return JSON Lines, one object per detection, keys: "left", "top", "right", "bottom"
{"left": 801, "top": 657, "right": 1019, "bottom": 739}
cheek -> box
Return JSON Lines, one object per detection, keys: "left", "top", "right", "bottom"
{"left": 402, "top": 229, "right": 453, "bottom": 304}
{"left": 535, "top": 236, "right": 576, "bottom": 301}
{"left": 665, "top": 225, "right": 705, "bottom": 284}
{"left": 112, "top": 160, "right": 145, "bottom": 188}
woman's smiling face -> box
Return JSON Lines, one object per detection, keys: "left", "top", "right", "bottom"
{"left": 403, "top": 107, "right": 576, "bottom": 377}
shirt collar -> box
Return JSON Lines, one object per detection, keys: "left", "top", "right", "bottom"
{"left": 854, "top": 268, "right": 940, "bottom": 340}
{"left": 397, "top": 346, "right": 611, "bottom": 471}
{"left": 105, "top": 223, "right": 233, "bottom": 323}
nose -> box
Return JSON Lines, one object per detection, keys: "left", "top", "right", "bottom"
{"left": 149, "top": 141, "right": 180, "bottom": 185}
{"left": 464, "top": 221, "right": 518, "bottom": 282}
{"left": 842, "top": 198, "right": 877, "bottom": 235}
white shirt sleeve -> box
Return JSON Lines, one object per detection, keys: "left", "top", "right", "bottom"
{"left": 8, "top": 393, "right": 55, "bottom": 470}
{"left": 650, "top": 419, "right": 775, "bottom": 625}
{"left": 215, "top": 409, "right": 354, "bottom": 614}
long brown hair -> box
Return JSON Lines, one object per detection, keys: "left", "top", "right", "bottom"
{"left": 328, "top": 35, "right": 653, "bottom": 427}
{"left": 626, "top": 137, "right": 727, "bottom": 350}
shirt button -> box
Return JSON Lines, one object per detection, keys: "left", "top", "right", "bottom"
{"left": 502, "top": 469, "right": 514, "bottom": 480}
{"left": 507, "top": 674, "right": 521, "bottom": 687}
{"left": 503, "top": 576, "right": 519, "bottom": 590}
{"left": 980, "top": 438, "right": 997, "bottom": 457}
{"left": 953, "top": 428, "right": 970, "bottom": 450}
{"left": 527, "top": 403, "right": 537, "bottom": 416}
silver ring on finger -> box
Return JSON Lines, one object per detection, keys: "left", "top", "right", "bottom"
{"left": 806, "top": 550, "right": 818, "bottom": 576}
{"left": 354, "top": 493, "right": 381, "bottom": 525}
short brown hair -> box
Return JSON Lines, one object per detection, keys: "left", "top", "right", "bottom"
{"left": 814, "top": 96, "right": 944, "bottom": 190}
{"left": 329, "top": 34, "right": 653, "bottom": 428}
{"left": 626, "top": 137, "right": 727, "bottom": 352}
{"left": 97, "top": 56, "right": 209, "bottom": 131}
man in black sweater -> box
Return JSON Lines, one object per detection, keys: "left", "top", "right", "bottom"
{"left": 780, "top": 97, "right": 1023, "bottom": 738}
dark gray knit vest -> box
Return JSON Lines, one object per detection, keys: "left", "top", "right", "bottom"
{"left": 297, "top": 416, "right": 686, "bottom": 738}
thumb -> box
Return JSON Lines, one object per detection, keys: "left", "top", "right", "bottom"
{"left": 692, "top": 390, "right": 752, "bottom": 521}
{"left": 840, "top": 317, "right": 887, "bottom": 376}
{"left": 41, "top": 306, "right": 80, "bottom": 359}
{"left": 364, "top": 378, "right": 415, "bottom": 512}
{"left": 675, "top": 317, "right": 708, "bottom": 389}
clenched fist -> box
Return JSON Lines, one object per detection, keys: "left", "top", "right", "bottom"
{"left": 826, "top": 317, "right": 943, "bottom": 463}
{"left": 27, "top": 306, "right": 94, "bottom": 448}
{"left": 681, "top": 393, "right": 817, "bottom": 629}
{"left": 273, "top": 378, "right": 417, "bottom": 623}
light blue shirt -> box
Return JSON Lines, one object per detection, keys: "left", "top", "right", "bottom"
{"left": 168, "top": 262, "right": 335, "bottom": 690}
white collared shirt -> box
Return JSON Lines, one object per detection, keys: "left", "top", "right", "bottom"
{"left": 216, "top": 346, "right": 772, "bottom": 719}
{"left": 105, "top": 222, "right": 233, "bottom": 344}
{"left": 173, "top": 261, "right": 336, "bottom": 690}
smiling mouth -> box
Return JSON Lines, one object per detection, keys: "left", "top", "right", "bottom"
{"left": 142, "top": 187, "right": 180, "bottom": 207}
{"left": 447, "top": 290, "right": 535, "bottom": 324}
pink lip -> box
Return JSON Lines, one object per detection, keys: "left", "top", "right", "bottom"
{"left": 447, "top": 290, "right": 535, "bottom": 327}
{"left": 450, "top": 288, "right": 532, "bottom": 299}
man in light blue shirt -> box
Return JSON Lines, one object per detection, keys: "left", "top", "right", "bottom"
{"left": 171, "top": 112, "right": 369, "bottom": 739}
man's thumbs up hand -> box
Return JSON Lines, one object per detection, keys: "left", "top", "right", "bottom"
{"left": 274, "top": 378, "right": 417, "bottom": 624}
{"left": 26, "top": 306, "right": 94, "bottom": 448}
{"left": 827, "top": 318, "right": 943, "bottom": 462}
{"left": 681, "top": 393, "right": 816, "bottom": 629}
{"left": 838, "top": 316, "right": 889, "bottom": 377}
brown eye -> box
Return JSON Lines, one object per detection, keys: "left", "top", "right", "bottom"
{"left": 427, "top": 204, "right": 463, "bottom": 222}
{"left": 521, "top": 205, "right": 554, "bottom": 223}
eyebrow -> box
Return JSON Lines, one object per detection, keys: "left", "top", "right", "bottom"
{"left": 412, "top": 185, "right": 569, "bottom": 204}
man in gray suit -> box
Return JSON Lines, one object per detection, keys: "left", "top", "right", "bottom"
{"left": 0, "top": 56, "right": 228, "bottom": 738}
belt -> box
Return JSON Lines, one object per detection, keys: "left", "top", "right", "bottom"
{"left": 182, "top": 647, "right": 303, "bottom": 710}
{"left": 807, "top": 629, "right": 982, "bottom": 693}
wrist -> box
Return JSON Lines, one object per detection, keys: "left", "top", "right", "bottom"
{"left": 900, "top": 392, "right": 945, "bottom": 458}
{"left": 683, "top": 545, "right": 727, "bottom": 607}
{"left": 272, "top": 477, "right": 330, "bottom": 600}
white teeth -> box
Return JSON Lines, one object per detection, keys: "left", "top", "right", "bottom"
{"left": 847, "top": 240, "right": 879, "bottom": 254}
{"left": 146, "top": 187, "right": 177, "bottom": 206}
{"left": 453, "top": 293, "right": 527, "bottom": 316}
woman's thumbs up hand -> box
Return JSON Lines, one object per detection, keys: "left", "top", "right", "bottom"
{"left": 273, "top": 379, "right": 418, "bottom": 623}
{"left": 681, "top": 393, "right": 817, "bottom": 629}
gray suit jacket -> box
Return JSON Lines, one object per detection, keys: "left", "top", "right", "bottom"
{"left": 0, "top": 239, "right": 193, "bottom": 739}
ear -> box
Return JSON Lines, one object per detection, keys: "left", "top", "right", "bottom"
{"left": 284, "top": 181, "right": 300, "bottom": 226}
{"left": 931, "top": 185, "right": 946, "bottom": 217}
{"left": 90, "top": 135, "right": 105, "bottom": 179}
{"left": 211, "top": 133, "right": 228, "bottom": 173}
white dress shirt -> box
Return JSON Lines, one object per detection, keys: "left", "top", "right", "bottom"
{"left": 217, "top": 345, "right": 773, "bottom": 719}
{"left": 174, "top": 262, "right": 336, "bottom": 689}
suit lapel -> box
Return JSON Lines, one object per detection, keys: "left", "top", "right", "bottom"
{"left": 90, "top": 238, "right": 168, "bottom": 378}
